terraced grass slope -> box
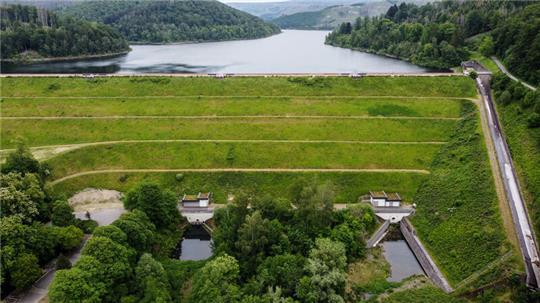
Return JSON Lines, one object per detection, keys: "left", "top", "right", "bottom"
{"left": 1, "top": 76, "right": 471, "bottom": 203}
{"left": 1, "top": 75, "right": 515, "bottom": 288}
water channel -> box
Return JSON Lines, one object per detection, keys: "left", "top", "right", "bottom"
{"left": 380, "top": 230, "right": 425, "bottom": 282}
{"left": 172, "top": 225, "right": 213, "bottom": 261}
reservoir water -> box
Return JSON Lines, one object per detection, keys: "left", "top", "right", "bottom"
{"left": 172, "top": 225, "right": 213, "bottom": 261}
{"left": 381, "top": 234, "right": 424, "bottom": 282}
{"left": 1, "top": 30, "right": 428, "bottom": 74}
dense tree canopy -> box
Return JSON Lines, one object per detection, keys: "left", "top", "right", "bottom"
{"left": 0, "top": 4, "right": 129, "bottom": 61}
{"left": 326, "top": 0, "right": 537, "bottom": 73}
{"left": 60, "top": 0, "right": 280, "bottom": 43}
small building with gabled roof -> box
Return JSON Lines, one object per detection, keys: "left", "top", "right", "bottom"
{"left": 369, "top": 191, "right": 401, "bottom": 208}
{"left": 181, "top": 192, "right": 212, "bottom": 208}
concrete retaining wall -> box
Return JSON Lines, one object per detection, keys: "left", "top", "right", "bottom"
{"left": 367, "top": 220, "right": 390, "bottom": 247}
{"left": 400, "top": 218, "right": 453, "bottom": 293}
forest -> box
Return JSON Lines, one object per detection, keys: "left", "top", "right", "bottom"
{"left": 47, "top": 177, "right": 377, "bottom": 302}
{"left": 326, "top": 0, "right": 539, "bottom": 80}
{"left": 0, "top": 4, "right": 130, "bottom": 61}
{"left": 59, "top": 0, "right": 281, "bottom": 43}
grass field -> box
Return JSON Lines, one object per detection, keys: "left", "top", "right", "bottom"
{"left": 1, "top": 76, "right": 473, "bottom": 205}
{"left": 1, "top": 76, "right": 477, "bottom": 98}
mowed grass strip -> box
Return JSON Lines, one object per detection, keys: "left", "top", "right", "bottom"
{"left": 0, "top": 76, "right": 477, "bottom": 98}
{"left": 0, "top": 97, "right": 464, "bottom": 118}
{"left": 50, "top": 171, "right": 428, "bottom": 203}
{"left": 1, "top": 118, "right": 457, "bottom": 148}
{"left": 45, "top": 142, "right": 439, "bottom": 179}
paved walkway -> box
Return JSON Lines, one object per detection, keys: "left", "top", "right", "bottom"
{"left": 491, "top": 57, "right": 537, "bottom": 91}
{"left": 10, "top": 207, "right": 124, "bottom": 303}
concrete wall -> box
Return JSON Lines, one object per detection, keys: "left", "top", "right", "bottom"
{"left": 400, "top": 218, "right": 453, "bottom": 293}
{"left": 367, "top": 220, "right": 390, "bottom": 248}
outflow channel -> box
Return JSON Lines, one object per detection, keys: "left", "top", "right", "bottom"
{"left": 476, "top": 73, "right": 540, "bottom": 288}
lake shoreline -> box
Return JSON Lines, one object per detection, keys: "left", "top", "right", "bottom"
{"left": 1, "top": 51, "right": 131, "bottom": 65}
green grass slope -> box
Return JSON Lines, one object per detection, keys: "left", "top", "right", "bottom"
{"left": 411, "top": 102, "right": 509, "bottom": 284}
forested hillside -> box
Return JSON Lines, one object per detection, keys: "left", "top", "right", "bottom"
{"left": 0, "top": 4, "right": 129, "bottom": 61}
{"left": 60, "top": 0, "right": 281, "bottom": 43}
{"left": 326, "top": 1, "right": 538, "bottom": 75}
{"left": 272, "top": 3, "right": 391, "bottom": 30}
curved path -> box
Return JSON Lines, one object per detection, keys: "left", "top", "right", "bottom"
{"left": 491, "top": 57, "right": 537, "bottom": 91}
{"left": 50, "top": 168, "right": 430, "bottom": 185}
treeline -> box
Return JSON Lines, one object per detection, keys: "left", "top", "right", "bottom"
{"left": 49, "top": 182, "right": 185, "bottom": 302}
{"left": 0, "top": 145, "right": 96, "bottom": 296}
{"left": 0, "top": 4, "right": 130, "bottom": 61}
{"left": 60, "top": 0, "right": 281, "bottom": 43}
{"left": 48, "top": 181, "right": 378, "bottom": 302}
{"left": 326, "top": 1, "right": 535, "bottom": 72}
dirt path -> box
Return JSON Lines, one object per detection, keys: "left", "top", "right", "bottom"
{"left": 1, "top": 115, "right": 461, "bottom": 120}
{"left": 50, "top": 168, "right": 430, "bottom": 185}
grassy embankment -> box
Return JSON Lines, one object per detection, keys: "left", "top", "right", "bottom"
{"left": 411, "top": 102, "right": 513, "bottom": 286}
{"left": 0, "top": 76, "right": 474, "bottom": 204}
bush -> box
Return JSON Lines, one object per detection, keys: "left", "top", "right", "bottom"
{"left": 56, "top": 254, "right": 72, "bottom": 270}
{"left": 11, "top": 253, "right": 42, "bottom": 291}
{"left": 527, "top": 112, "right": 540, "bottom": 128}
{"left": 175, "top": 173, "right": 184, "bottom": 182}
{"left": 76, "top": 219, "right": 98, "bottom": 234}
{"left": 51, "top": 200, "right": 75, "bottom": 227}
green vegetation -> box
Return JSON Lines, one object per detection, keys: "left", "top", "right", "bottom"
{"left": 0, "top": 76, "right": 477, "bottom": 98}
{"left": 45, "top": 142, "right": 438, "bottom": 178}
{"left": 272, "top": 4, "right": 372, "bottom": 30}
{"left": 60, "top": 0, "right": 280, "bottom": 43}
{"left": 1, "top": 118, "right": 458, "bottom": 148}
{"left": 327, "top": 1, "right": 537, "bottom": 72}
{"left": 491, "top": 4, "right": 540, "bottom": 86}
{"left": 0, "top": 4, "right": 129, "bottom": 61}
{"left": 491, "top": 74, "right": 540, "bottom": 237}
{"left": 49, "top": 182, "right": 185, "bottom": 303}
{"left": 0, "top": 96, "right": 463, "bottom": 118}
{"left": 381, "top": 285, "right": 466, "bottom": 303}
{"left": 51, "top": 171, "right": 426, "bottom": 204}
{"left": 411, "top": 102, "right": 508, "bottom": 284}
{"left": 0, "top": 147, "right": 85, "bottom": 296}
{"left": 0, "top": 76, "right": 474, "bottom": 208}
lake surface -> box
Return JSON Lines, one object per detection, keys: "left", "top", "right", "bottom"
{"left": 1, "top": 30, "right": 428, "bottom": 74}
{"left": 381, "top": 240, "right": 424, "bottom": 282}
{"left": 172, "top": 225, "right": 212, "bottom": 261}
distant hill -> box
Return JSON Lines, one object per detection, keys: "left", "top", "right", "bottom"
{"left": 0, "top": 4, "right": 130, "bottom": 61}
{"left": 272, "top": 3, "right": 391, "bottom": 30}
{"left": 229, "top": 0, "right": 361, "bottom": 20}
{"left": 60, "top": 0, "right": 281, "bottom": 43}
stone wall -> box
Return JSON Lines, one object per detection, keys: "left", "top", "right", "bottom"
{"left": 400, "top": 218, "right": 453, "bottom": 293}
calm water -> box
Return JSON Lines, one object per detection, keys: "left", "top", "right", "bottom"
{"left": 172, "top": 225, "right": 212, "bottom": 261}
{"left": 381, "top": 240, "right": 424, "bottom": 282}
{"left": 1, "top": 30, "right": 428, "bottom": 74}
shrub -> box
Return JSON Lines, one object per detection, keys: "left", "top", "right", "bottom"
{"left": 76, "top": 219, "right": 98, "bottom": 234}
{"left": 527, "top": 112, "right": 540, "bottom": 128}
{"left": 56, "top": 254, "right": 72, "bottom": 270}
{"left": 11, "top": 253, "right": 42, "bottom": 291}
{"left": 175, "top": 173, "right": 184, "bottom": 182}
{"left": 51, "top": 200, "right": 75, "bottom": 227}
